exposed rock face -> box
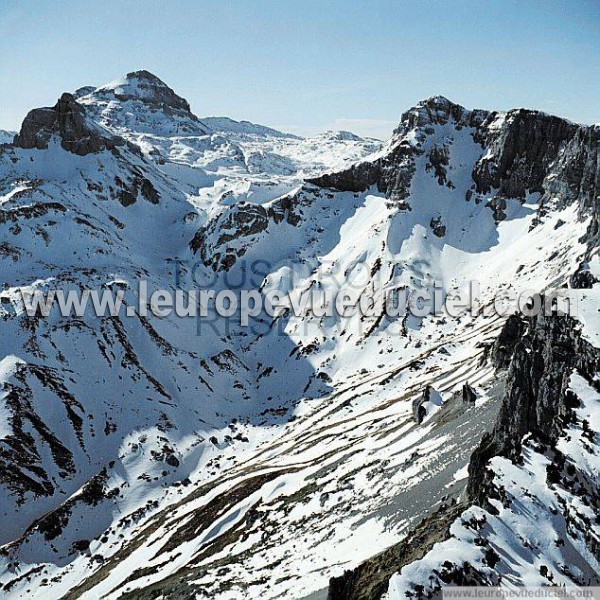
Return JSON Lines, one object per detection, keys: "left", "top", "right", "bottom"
{"left": 490, "top": 314, "right": 527, "bottom": 369}
{"left": 544, "top": 124, "right": 600, "bottom": 209}
{"left": 13, "top": 93, "right": 121, "bottom": 155}
{"left": 471, "top": 110, "right": 579, "bottom": 198}
{"left": 467, "top": 311, "right": 600, "bottom": 507}
{"left": 308, "top": 159, "right": 383, "bottom": 194}
{"left": 545, "top": 124, "right": 600, "bottom": 249}
{"left": 470, "top": 110, "right": 599, "bottom": 238}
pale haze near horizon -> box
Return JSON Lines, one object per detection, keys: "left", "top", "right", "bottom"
{"left": 0, "top": 0, "right": 598, "bottom": 140}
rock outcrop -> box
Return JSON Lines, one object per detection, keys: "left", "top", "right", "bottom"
{"left": 190, "top": 193, "right": 301, "bottom": 270}
{"left": 467, "top": 311, "right": 600, "bottom": 507}
{"left": 412, "top": 386, "right": 431, "bottom": 424}
{"left": 490, "top": 314, "right": 527, "bottom": 369}
{"left": 461, "top": 383, "right": 477, "bottom": 404}
{"left": 13, "top": 93, "right": 121, "bottom": 155}
{"left": 471, "top": 110, "right": 579, "bottom": 198}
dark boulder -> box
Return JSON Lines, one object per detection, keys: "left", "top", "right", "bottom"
{"left": 569, "top": 261, "right": 598, "bottom": 289}
{"left": 462, "top": 383, "right": 477, "bottom": 404}
{"left": 412, "top": 385, "right": 433, "bottom": 424}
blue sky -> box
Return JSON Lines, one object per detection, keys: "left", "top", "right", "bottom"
{"left": 0, "top": 0, "right": 598, "bottom": 139}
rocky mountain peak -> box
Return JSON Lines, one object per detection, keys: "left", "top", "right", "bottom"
{"left": 91, "top": 69, "right": 195, "bottom": 115}
{"left": 399, "top": 95, "right": 475, "bottom": 129}
{"left": 420, "top": 94, "right": 458, "bottom": 111}
{"left": 74, "top": 70, "right": 209, "bottom": 137}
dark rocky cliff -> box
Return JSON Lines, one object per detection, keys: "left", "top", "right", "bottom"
{"left": 467, "top": 309, "right": 600, "bottom": 508}
{"left": 13, "top": 93, "right": 123, "bottom": 156}
{"left": 471, "top": 110, "right": 579, "bottom": 198}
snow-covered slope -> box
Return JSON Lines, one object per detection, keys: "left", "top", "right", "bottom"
{"left": 0, "top": 75, "right": 597, "bottom": 599}
{"left": 199, "top": 116, "right": 300, "bottom": 139}
{"left": 0, "top": 130, "right": 15, "bottom": 145}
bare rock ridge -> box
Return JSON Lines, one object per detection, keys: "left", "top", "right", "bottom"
{"left": 308, "top": 96, "right": 599, "bottom": 224}
{"left": 467, "top": 309, "right": 600, "bottom": 508}
{"left": 13, "top": 92, "right": 123, "bottom": 155}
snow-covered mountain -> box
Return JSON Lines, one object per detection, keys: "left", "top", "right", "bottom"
{"left": 0, "top": 73, "right": 597, "bottom": 599}
{"left": 199, "top": 116, "right": 301, "bottom": 139}
{"left": 0, "top": 131, "right": 15, "bottom": 145}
